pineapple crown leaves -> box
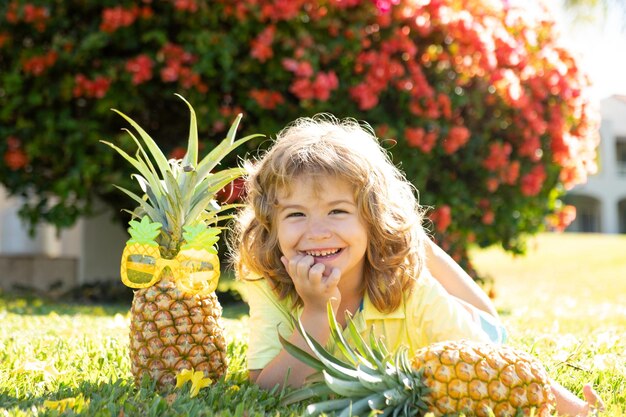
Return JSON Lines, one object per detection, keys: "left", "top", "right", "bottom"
{"left": 101, "top": 94, "right": 263, "bottom": 251}
{"left": 180, "top": 224, "right": 221, "bottom": 254}
{"left": 126, "top": 216, "right": 162, "bottom": 246}
{"left": 279, "top": 302, "right": 430, "bottom": 417}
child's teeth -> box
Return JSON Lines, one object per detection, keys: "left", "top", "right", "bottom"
{"left": 307, "top": 249, "right": 338, "bottom": 257}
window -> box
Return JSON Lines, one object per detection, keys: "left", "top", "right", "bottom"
{"left": 619, "top": 200, "right": 626, "bottom": 234}
{"left": 616, "top": 139, "right": 626, "bottom": 176}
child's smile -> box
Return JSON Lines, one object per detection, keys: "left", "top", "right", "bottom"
{"left": 276, "top": 175, "right": 368, "bottom": 286}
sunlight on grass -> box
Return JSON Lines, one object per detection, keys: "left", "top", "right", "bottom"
{"left": 472, "top": 233, "right": 626, "bottom": 414}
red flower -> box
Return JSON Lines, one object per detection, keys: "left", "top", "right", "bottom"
{"left": 168, "top": 147, "right": 186, "bottom": 160}
{"left": 442, "top": 125, "right": 470, "bottom": 154}
{"left": 250, "top": 89, "right": 285, "bottom": 110}
{"left": 501, "top": 160, "right": 520, "bottom": 185}
{"left": 173, "top": 0, "right": 198, "bottom": 12}
{"left": 405, "top": 127, "right": 437, "bottom": 153}
{"left": 311, "top": 71, "right": 339, "bottom": 101}
{"left": 481, "top": 210, "right": 495, "bottom": 225}
{"left": 482, "top": 142, "right": 512, "bottom": 171}
{"left": 349, "top": 83, "right": 378, "bottom": 110}
{"left": 438, "top": 93, "right": 452, "bottom": 120}
{"left": 125, "top": 54, "right": 154, "bottom": 85}
{"left": 375, "top": 124, "right": 390, "bottom": 138}
{"left": 23, "top": 4, "right": 49, "bottom": 31}
{"left": 217, "top": 178, "right": 245, "bottom": 204}
{"left": 374, "top": 0, "right": 400, "bottom": 13}
{"left": 518, "top": 134, "right": 542, "bottom": 162}
{"left": 289, "top": 78, "right": 315, "bottom": 101}
{"left": 22, "top": 51, "right": 57, "bottom": 76}
{"left": 260, "top": 0, "right": 303, "bottom": 21}
{"left": 4, "top": 136, "right": 28, "bottom": 171}
{"left": 331, "top": 0, "right": 361, "bottom": 8}
{"left": 161, "top": 63, "right": 181, "bottom": 82}
{"left": 90, "top": 76, "right": 111, "bottom": 98}
{"left": 486, "top": 177, "right": 499, "bottom": 192}
{"left": 73, "top": 74, "right": 111, "bottom": 99}
{"left": 430, "top": 205, "right": 452, "bottom": 233}
{"left": 100, "top": 6, "right": 138, "bottom": 33}
{"left": 0, "top": 32, "right": 9, "bottom": 48}
{"left": 4, "top": 149, "right": 28, "bottom": 171}
{"left": 5, "top": 2, "right": 19, "bottom": 23}
{"left": 250, "top": 26, "right": 275, "bottom": 62}
{"left": 159, "top": 43, "right": 195, "bottom": 64}
{"left": 520, "top": 165, "right": 546, "bottom": 196}
{"left": 282, "top": 58, "right": 313, "bottom": 77}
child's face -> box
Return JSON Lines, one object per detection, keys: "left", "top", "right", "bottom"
{"left": 275, "top": 174, "right": 369, "bottom": 287}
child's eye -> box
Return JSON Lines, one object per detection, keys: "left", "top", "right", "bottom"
{"left": 285, "top": 212, "right": 304, "bottom": 218}
{"left": 330, "top": 209, "right": 348, "bottom": 215}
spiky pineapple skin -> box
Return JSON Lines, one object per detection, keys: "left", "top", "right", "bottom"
{"left": 129, "top": 270, "right": 228, "bottom": 388}
{"left": 411, "top": 340, "right": 556, "bottom": 417}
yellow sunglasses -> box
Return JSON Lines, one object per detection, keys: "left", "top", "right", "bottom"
{"left": 120, "top": 217, "right": 221, "bottom": 296}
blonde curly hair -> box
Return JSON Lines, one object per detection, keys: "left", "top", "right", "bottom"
{"left": 230, "top": 114, "right": 426, "bottom": 313}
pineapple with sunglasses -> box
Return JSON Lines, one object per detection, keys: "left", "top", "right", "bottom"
{"left": 103, "top": 95, "right": 260, "bottom": 387}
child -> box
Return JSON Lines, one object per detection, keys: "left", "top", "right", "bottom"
{"left": 230, "top": 114, "right": 603, "bottom": 415}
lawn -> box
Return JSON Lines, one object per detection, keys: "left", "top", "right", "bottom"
{"left": 1, "top": 233, "right": 624, "bottom": 416}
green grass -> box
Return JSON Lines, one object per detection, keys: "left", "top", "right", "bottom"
{"left": 1, "top": 233, "right": 625, "bottom": 416}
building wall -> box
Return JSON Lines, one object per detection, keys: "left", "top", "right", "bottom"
{"left": 566, "top": 96, "right": 626, "bottom": 234}
{"left": 0, "top": 188, "right": 125, "bottom": 292}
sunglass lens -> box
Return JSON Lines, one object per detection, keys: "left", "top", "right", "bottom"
{"left": 177, "top": 253, "right": 220, "bottom": 295}
{"left": 126, "top": 254, "right": 157, "bottom": 284}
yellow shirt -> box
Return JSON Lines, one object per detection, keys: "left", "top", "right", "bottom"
{"left": 244, "top": 270, "right": 490, "bottom": 370}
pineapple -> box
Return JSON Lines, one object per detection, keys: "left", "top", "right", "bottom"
{"left": 281, "top": 304, "right": 557, "bottom": 417}
{"left": 103, "top": 94, "right": 260, "bottom": 388}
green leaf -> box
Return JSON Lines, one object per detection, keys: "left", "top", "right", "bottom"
{"left": 327, "top": 302, "right": 360, "bottom": 365}
{"left": 113, "top": 185, "right": 163, "bottom": 226}
{"left": 278, "top": 332, "right": 325, "bottom": 373}
{"left": 100, "top": 140, "right": 161, "bottom": 200}
{"left": 110, "top": 108, "right": 172, "bottom": 183}
{"left": 288, "top": 313, "right": 360, "bottom": 380}
{"left": 280, "top": 384, "right": 334, "bottom": 406}
{"left": 176, "top": 94, "right": 198, "bottom": 168}
{"left": 196, "top": 133, "right": 262, "bottom": 181}
{"left": 304, "top": 398, "right": 353, "bottom": 416}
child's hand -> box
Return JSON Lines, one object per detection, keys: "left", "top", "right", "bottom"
{"left": 552, "top": 382, "right": 605, "bottom": 417}
{"left": 281, "top": 255, "right": 341, "bottom": 312}
{"left": 582, "top": 384, "right": 605, "bottom": 416}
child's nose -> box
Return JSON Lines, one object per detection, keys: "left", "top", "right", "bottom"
{"left": 306, "top": 219, "right": 331, "bottom": 239}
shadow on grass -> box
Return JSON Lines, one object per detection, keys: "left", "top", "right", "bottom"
{"left": 1, "top": 286, "right": 247, "bottom": 319}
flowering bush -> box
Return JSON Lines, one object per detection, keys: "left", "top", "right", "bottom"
{"left": 0, "top": 0, "right": 599, "bottom": 276}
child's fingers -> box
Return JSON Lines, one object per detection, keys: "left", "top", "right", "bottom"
{"left": 282, "top": 254, "right": 312, "bottom": 280}
{"left": 295, "top": 255, "right": 315, "bottom": 279}
{"left": 583, "top": 384, "right": 605, "bottom": 413}
{"left": 309, "top": 263, "right": 326, "bottom": 283}
{"left": 324, "top": 267, "right": 341, "bottom": 287}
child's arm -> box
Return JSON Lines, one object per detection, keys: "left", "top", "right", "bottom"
{"left": 252, "top": 255, "right": 342, "bottom": 389}
{"left": 250, "top": 305, "right": 333, "bottom": 388}
{"left": 425, "top": 238, "right": 498, "bottom": 318}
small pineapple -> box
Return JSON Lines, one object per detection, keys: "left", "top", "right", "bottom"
{"left": 281, "top": 304, "right": 556, "bottom": 417}
{"left": 103, "top": 95, "right": 260, "bottom": 388}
